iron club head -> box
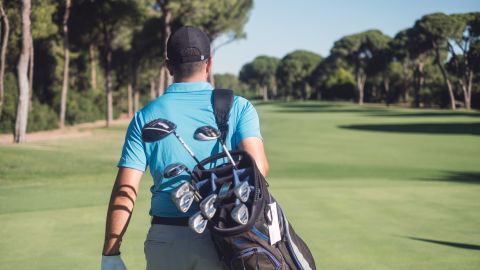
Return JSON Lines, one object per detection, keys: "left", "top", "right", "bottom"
{"left": 234, "top": 181, "right": 251, "bottom": 203}
{"left": 231, "top": 203, "right": 249, "bottom": 225}
{"left": 164, "top": 162, "right": 190, "bottom": 178}
{"left": 200, "top": 194, "right": 217, "bottom": 219}
{"left": 170, "top": 182, "right": 191, "bottom": 201}
{"left": 175, "top": 191, "right": 195, "bottom": 213}
{"left": 189, "top": 211, "right": 208, "bottom": 234}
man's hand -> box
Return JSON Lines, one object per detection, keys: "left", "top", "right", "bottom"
{"left": 101, "top": 255, "right": 127, "bottom": 270}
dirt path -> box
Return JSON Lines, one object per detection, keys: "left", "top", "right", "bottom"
{"left": 0, "top": 118, "right": 129, "bottom": 144}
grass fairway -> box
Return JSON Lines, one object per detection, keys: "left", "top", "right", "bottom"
{"left": 1, "top": 102, "right": 480, "bottom": 270}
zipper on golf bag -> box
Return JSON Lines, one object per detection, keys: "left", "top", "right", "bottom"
{"left": 231, "top": 247, "right": 281, "bottom": 270}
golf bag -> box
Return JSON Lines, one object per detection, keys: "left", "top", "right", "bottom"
{"left": 191, "top": 89, "right": 316, "bottom": 270}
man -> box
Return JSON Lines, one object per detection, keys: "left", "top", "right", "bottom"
{"left": 101, "top": 26, "right": 269, "bottom": 270}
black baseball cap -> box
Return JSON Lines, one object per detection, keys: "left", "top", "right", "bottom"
{"left": 167, "top": 26, "right": 211, "bottom": 63}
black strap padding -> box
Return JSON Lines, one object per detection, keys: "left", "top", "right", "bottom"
{"left": 212, "top": 89, "right": 234, "bottom": 142}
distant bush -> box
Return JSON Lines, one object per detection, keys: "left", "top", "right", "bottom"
{"left": 27, "top": 100, "right": 59, "bottom": 132}
{"left": 66, "top": 90, "right": 105, "bottom": 125}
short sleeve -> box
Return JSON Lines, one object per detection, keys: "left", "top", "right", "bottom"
{"left": 235, "top": 99, "right": 263, "bottom": 142}
{"left": 117, "top": 113, "right": 147, "bottom": 171}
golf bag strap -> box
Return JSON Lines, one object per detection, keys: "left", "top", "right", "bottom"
{"left": 212, "top": 89, "right": 234, "bottom": 142}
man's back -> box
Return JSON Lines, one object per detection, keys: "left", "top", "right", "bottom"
{"left": 118, "top": 81, "right": 261, "bottom": 218}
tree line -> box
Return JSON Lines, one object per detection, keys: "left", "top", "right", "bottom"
{"left": 0, "top": 0, "right": 252, "bottom": 142}
{"left": 1, "top": 4, "right": 478, "bottom": 143}
{"left": 218, "top": 12, "right": 480, "bottom": 110}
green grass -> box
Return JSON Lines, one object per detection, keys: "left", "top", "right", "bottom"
{"left": 1, "top": 102, "right": 480, "bottom": 270}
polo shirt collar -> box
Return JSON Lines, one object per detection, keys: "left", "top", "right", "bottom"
{"left": 165, "top": 81, "right": 214, "bottom": 93}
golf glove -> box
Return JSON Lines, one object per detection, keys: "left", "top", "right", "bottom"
{"left": 101, "top": 255, "right": 127, "bottom": 270}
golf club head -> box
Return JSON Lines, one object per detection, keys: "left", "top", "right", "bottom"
{"left": 194, "top": 126, "right": 221, "bottom": 141}
{"left": 234, "top": 181, "right": 251, "bottom": 203}
{"left": 164, "top": 162, "right": 188, "bottom": 178}
{"left": 170, "top": 182, "right": 191, "bottom": 201}
{"left": 141, "top": 118, "right": 177, "bottom": 142}
{"left": 176, "top": 191, "right": 195, "bottom": 213}
{"left": 189, "top": 212, "right": 208, "bottom": 234}
{"left": 200, "top": 194, "right": 217, "bottom": 219}
{"left": 231, "top": 203, "right": 249, "bottom": 225}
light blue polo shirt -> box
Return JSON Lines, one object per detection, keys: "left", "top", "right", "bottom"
{"left": 117, "top": 82, "right": 262, "bottom": 217}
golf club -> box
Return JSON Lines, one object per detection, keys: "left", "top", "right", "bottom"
{"left": 200, "top": 194, "right": 217, "bottom": 219}
{"left": 189, "top": 211, "right": 208, "bottom": 234}
{"left": 231, "top": 203, "right": 249, "bottom": 225}
{"left": 233, "top": 181, "right": 250, "bottom": 203}
{"left": 164, "top": 163, "right": 202, "bottom": 200}
{"left": 176, "top": 190, "right": 195, "bottom": 213}
{"left": 142, "top": 118, "right": 204, "bottom": 169}
{"left": 193, "top": 126, "right": 236, "bottom": 168}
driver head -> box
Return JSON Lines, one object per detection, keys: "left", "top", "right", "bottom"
{"left": 194, "top": 126, "right": 221, "bottom": 141}
{"left": 142, "top": 118, "right": 177, "bottom": 142}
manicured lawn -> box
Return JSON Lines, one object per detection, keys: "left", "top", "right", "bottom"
{"left": 1, "top": 102, "right": 479, "bottom": 269}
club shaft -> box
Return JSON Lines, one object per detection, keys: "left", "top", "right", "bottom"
{"left": 221, "top": 143, "right": 237, "bottom": 168}
{"left": 174, "top": 131, "right": 205, "bottom": 169}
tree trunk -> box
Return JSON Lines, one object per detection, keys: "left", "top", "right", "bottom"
{"left": 401, "top": 61, "right": 410, "bottom": 103}
{"left": 105, "top": 49, "right": 113, "bottom": 127}
{"left": 459, "top": 70, "right": 473, "bottom": 110}
{"left": 102, "top": 21, "right": 113, "bottom": 127}
{"left": 27, "top": 34, "right": 33, "bottom": 110}
{"left": 262, "top": 85, "right": 268, "bottom": 101}
{"left": 15, "top": 0, "right": 32, "bottom": 143}
{"left": 59, "top": 0, "right": 71, "bottom": 129}
{"left": 434, "top": 46, "right": 456, "bottom": 110}
{"left": 150, "top": 78, "right": 155, "bottom": 100}
{"left": 157, "top": 65, "right": 165, "bottom": 97}
{"left": 0, "top": 2, "right": 9, "bottom": 119}
{"left": 356, "top": 69, "right": 366, "bottom": 105}
{"left": 384, "top": 76, "right": 390, "bottom": 107}
{"left": 89, "top": 44, "right": 97, "bottom": 91}
{"left": 127, "top": 83, "right": 133, "bottom": 118}
{"left": 133, "top": 85, "right": 139, "bottom": 113}
{"left": 414, "top": 59, "right": 424, "bottom": 108}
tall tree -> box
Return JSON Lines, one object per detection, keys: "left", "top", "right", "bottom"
{"left": 239, "top": 55, "right": 279, "bottom": 101}
{"left": 445, "top": 12, "right": 480, "bottom": 109}
{"left": 15, "top": 0, "right": 32, "bottom": 143}
{"left": 0, "top": 0, "right": 9, "bottom": 118}
{"left": 331, "top": 30, "right": 391, "bottom": 104}
{"left": 276, "top": 50, "right": 322, "bottom": 100}
{"left": 59, "top": 0, "right": 71, "bottom": 128}
{"left": 415, "top": 13, "right": 462, "bottom": 109}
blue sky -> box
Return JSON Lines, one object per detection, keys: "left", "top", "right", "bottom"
{"left": 213, "top": 0, "right": 480, "bottom": 75}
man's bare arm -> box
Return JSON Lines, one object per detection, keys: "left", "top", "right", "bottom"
{"left": 239, "top": 137, "right": 269, "bottom": 177}
{"left": 102, "top": 167, "right": 143, "bottom": 255}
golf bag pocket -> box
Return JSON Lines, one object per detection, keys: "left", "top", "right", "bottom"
{"left": 231, "top": 246, "right": 282, "bottom": 270}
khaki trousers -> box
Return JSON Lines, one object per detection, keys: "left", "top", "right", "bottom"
{"left": 144, "top": 224, "right": 226, "bottom": 270}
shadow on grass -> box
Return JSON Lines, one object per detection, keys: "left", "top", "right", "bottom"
{"left": 422, "top": 171, "right": 480, "bottom": 184}
{"left": 403, "top": 236, "right": 480, "bottom": 251}
{"left": 339, "top": 122, "right": 480, "bottom": 136}
{"left": 274, "top": 103, "right": 391, "bottom": 114}
{"left": 368, "top": 111, "right": 480, "bottom": 118}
